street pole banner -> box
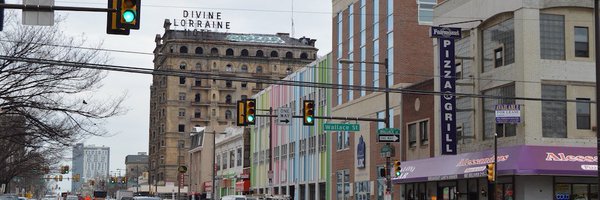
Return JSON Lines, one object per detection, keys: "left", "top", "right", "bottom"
{"left": 431, "top": 26, "right": 461, "bottom": 155}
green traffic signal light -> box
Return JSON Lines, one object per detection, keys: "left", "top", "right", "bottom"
{"left": 123, "top": 10, "right": 135, "bottom": 23}
{"left": 395, "top": 171, "right": 401, "bottom": 176}
{"left": 306, "top": 116, "right": 313, "bottom": 123}
{"left": 247, "top": 115, "right": 254, "bottom": 123}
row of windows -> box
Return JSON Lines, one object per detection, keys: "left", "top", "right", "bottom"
{"left": 479, "top": 84, "right": 591, "bottom": 140}
{"left": 178, "top": 62, "right": 290, "bottom": 74}
{"left": 173, "top": 46, "right": 310, "bottom": 59}
{"left": 215, "top": 147, "right": 243, "bottom": 170}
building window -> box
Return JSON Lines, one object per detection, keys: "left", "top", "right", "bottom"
{"left": 241, "top": 65, "right": 248, "bottom": 72}
{"left": 256, "top": 66, "right": 263, "bottom": 73}
{"left": 256, "top": 50, "right": 264, "bottom": 57}
{"left": 194, "top": 93, "right": 200, "bottom": 102}
{"left": 336, "top": 169, "right": 350, "bottom": 200}
{"left": 300, "top": 52, "right": 308, "bottom": 59}
{"left": 540, "top": 14, "right": 565, "bottom": 60}
{"left": 222, "top": 152, "right": 228, "bottom": 169}
{"left": 237, "top": 148, "right": 242, "bottom": 167}
{"left": 575, "top": 27, "right": 589, "bottom": 57}
{"left": 195, "top": 78, "right": 201, "bottom": 86}
{"left": 194, "top": 109, "right": 201, "bottom": 118}
{"left": 336, "top": 131, "right": 350, "bottom": 150}
{"left": 179, "top": 62, "right": 187, "bottom": 70}
{"left": 494, "top": 47, "right": 504, "bottom": 68}
{"left": 408, "top": 123, "right": 417, "bottom": 147}
{"left": 289, "top": 141, "right": 295, "bottom": 158}
{"left": 241, "top": 82, "right": 247, "bottom": 88}
{"left": 226, "top": 48, "right": 234, "bottom": 56}
{"left": 226, "top": 80, "right": 232, "bottom": 88}
{"left": 355, "top": 181, "right": 370, "bottom": 200}
{"left": 270, "top": 51, "right": 279, "bottom": 57}
{"left": 417, "top": 0, "right": 435, "bottom": 25}
{"left": 180, "top": 46, "right": 188, "bottom": 54}
{"left": 226, "top": 64, "right": 233, "bottom": 72}
{"left": 542, "top": 85, "right": 567, "bottom": 138}
{"left": 216, "top": 155, "right": 221, "bottom": 170}
{"left": 285, "top": 52, "right": 293, "bottom": 59}
{"left": 241, "top": 49, "right": 249, "bottom": 56}
{"left": 225, "top": 110, "right": 232, "bottom": 120}
{"left": 483, "top": 18, "right": 515, "bottom": 72}
{"left": 179, "top": 93, "right": 186, "bottom": 101}
{"left": 419, "top": 120, "right": 429, "bottom": 145}
{"left": 210, "top": 48, "right": 218, "bottom": 55}
{"left": 178, "top": 124, "right": 185, "bottom": 132}
{"left": 483, "top": 84, "right": 516, "bottom": 139}
{"left": 179, "top": 76, "right": 186, "bottom": 84}
{"left": 230, "top": 150, "right": 235, "bottom": 168}
{"left": 576, "top": 98, "right": 591, "bottom": 129}
{"left": 178, "top": 108, "right": 185, "bottom": 117}
{"left": 195, "top": 47, "right": 203, "bottom": 55}
{"left": 212, "top": 109, "right": 216, "bottom": 116}
{"left": 225, "top": 95, "right": 232, "bottom": 104}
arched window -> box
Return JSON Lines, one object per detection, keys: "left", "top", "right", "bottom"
{"left": 211, "top": 48, "right": 219, "bottom": 55}
{"left": 180, "top": 46, "right": 188, "bottom": 53}
{"left": 225, "top": 95, "right": 232, "bottom": 104}
{"left": 195, "top": 47, "right": 203, "bottom": 54}
{"left": 270, "top": 51, "right": 279, "bottom": 57}
{"left": 256, "top": 66, "right": 263, "bottom": 73}
{"left": 179, "top": 62, "right": 187, "bottom": 70}
{"left": 256, "top": 50, "right": 264, "bottom": 57}
{"left": 226, "top": 64, "right": 233, "bottom": 72}
{"left": 285, "top": 52, "right": 293, "bottom": 58}
{"left": 194, "top": 109, "right": 201, "bottom": 118}
{"left": 286, "top": 67, "right": 292, "bottom": 74}
{"left": 194, "top": 93, "right": 201, "bottom": 102}
{"left": 226, "top": 48, "right": 234, "bottom": 56}
{"left": 241, "top": 49, "right": 249, "bottom": 56}
{"left": 212, "top": 94, "right": 216, "bottom": 100}
{"left": 273, "top": 65, "right": 277, "bottom": 71}
{"left": 226, "top": 80, "right": 232, "bottom": 88}
{"left": 241, "top": 65, "right": 248, "bottom": 72}
{"left": 195, "top": 63, "right": 202, "bottom": 70}
{"left": 300, "top": 52, "right": 308, "bottom": 59}
{"left": 225, "top": 110, "right": 232, "bottom": 120}
{"left": 213, "top": 62, "right": 217, "bottom": 69}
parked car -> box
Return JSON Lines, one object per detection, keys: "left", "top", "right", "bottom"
{"left": 0, "top": 194, "right": 19, "bottom": 200}
{"left": 131, "top": 197, "right": 160, "bottom": 200}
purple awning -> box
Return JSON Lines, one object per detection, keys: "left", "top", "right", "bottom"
{"left": 392, "top": 145, "right": 597, "bottom": 183}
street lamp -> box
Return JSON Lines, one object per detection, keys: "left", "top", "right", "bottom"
{"left": 338, "top": 58, "right": 392, "bottom": 192}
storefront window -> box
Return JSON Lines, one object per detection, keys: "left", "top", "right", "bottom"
{"left": 555, "top": 183, "right": 598, "bottom": 200}
{"left": 555, "top": 184, "right": 572, "bottom": 200}
{"left": 573, "top": 184, "right": 588, "bottom": 200}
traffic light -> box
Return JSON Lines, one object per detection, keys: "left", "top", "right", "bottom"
{"left": 393, "top": 161, "right": 401, "bottom": 177}
{"left": 107, "top": 0, "right": 130, "bottom": 35}
{"left": 486, "top": 163, "right": 495, "bottom": 182}
{"left": 58, "top": 175, "right": 63, "bottom": 181}
{"left": 237, "top": 100, "right": 246, "bottom": 126}
{"left": 110, "top": 177, "right": 116, "bottom": 184}
{"left": 63, "top": 165, "right": 70, "bottom": 174}
{"left": 303, "top": 100, "right": 315, "bottom": 126}
{"left": 117, "top": 0, "right": 140, "bottom": 29}
{"left": 244, "top": 99, "right": 256, "bottom": 125}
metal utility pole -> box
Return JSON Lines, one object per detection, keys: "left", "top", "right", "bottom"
{"left": 269, "top": 107, "right": 273, "bottom": 195}
{"left": 595, "top": 0, "right": 599, "bottom": 196}
{"left": 383, "top": 58, "right": 392, "bottom": 193}
{"left": 212, "top": 131, "right": 217, "bottom": 200}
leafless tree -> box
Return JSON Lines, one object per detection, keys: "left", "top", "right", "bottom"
{"left": 0, "top": 12, "right": 126, "bottom": 189}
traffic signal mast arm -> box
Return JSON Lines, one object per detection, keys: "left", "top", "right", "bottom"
{"left": 0, "top": 3, "right": 115, "bottom": 12}
{"left": 253, "top": 113, "right": 386, "bottom": 123}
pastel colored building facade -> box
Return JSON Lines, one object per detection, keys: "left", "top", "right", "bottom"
{"left": 251, "top": 53, "right": 332, "bottom": 200}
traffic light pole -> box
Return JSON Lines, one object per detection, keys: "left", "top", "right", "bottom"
{"left": 383, "top": 58, "right": 392, "bottom": 193}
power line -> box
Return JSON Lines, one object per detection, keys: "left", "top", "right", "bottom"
{"left": 0, "top": 39, "right": 550, "bottom": 85}
{"left": 0, "top": 55, "right": 594, "bottom": 104}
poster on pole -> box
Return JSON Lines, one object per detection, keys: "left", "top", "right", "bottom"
{"left": 495, "top": 104, "right": 522, "bottom": 124}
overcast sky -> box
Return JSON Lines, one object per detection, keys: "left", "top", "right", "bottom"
{"left": 6, "top": 0, "right": 331, "bottom": 192}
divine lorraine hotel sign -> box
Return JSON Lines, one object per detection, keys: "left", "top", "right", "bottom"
{"left": 172, "top": 10, "right": 232, "bottom": 31}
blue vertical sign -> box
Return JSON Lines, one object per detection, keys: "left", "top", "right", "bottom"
{"left": 430, "top": 26, "right": 461, "bottom": 155}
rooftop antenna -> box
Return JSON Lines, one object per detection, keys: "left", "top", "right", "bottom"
{"left": 291, "top": 0, "right": 295, "bottom": 37}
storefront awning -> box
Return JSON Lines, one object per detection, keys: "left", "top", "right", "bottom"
{"left": 392, "top": 145, "right": 597, "bottom": 184}
{"left": 235, "top": 180, "right": 250, "bottom": 192}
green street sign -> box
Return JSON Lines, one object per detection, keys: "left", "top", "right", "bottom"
{"left": 323, "top": 123, "right": 360, "bottom": 132}
{"left": 377, "top": 128, "right": 400, "bottom": 135}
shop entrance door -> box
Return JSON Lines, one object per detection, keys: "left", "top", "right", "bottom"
{"left": 438, "top": 186, "right": 457, "bottom": 200}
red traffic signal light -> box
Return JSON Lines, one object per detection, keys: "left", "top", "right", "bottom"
{"left": 303, "top": 100, "right": 315, "bottom": 126}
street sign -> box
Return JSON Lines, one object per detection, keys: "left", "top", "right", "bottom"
{"left": 377, "top": 128, "right": 400, "bottom": 134}
{"left": 23, "top": 0, "right": 55, "bottom": 26}
{"left": 323, "top": 123, "right": 360, "bottom": 132}
{"left": 378, "top": 135, "right": 400, "bottom": 143}
{"left": 276, "top": 107, "right": 292, "bottom": 126}
{"left": 380, "top": 144, "right": 395, "bottom": 158}
{"left": 377, "top": 128, "right": 400, "bottom": 142}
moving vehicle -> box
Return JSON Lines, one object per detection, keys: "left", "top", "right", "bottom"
{"left": 0, "top": 194, "right": 19, "bottom": 200}
{"left": 92, "top": 191, "right": 107, "bottom": 200}
{"left": 131, "top": 197, "right": 160, "bottom": 200}
{"left": 66, "top": 195, "right": 78, "bottom": 200}
{"left": 220, "top": 196, "right": 258, "bottom": 200}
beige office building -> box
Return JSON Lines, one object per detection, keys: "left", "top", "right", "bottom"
{"left": 149, "top": 19, "right": 317, "bottom": 197}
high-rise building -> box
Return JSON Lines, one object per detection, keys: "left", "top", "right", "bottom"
{"left": 149, "top": 19, "right": 318, "bottom": 191}
{"left": 71, "top": 143, "right": 110, "bottom": 192}
{"left": 330, "top": 0, "right": 435, "bottom": 199}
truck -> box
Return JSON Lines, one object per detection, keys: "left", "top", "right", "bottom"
{"left": 115, "top": 191, "right": 133, "bottom": 200}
